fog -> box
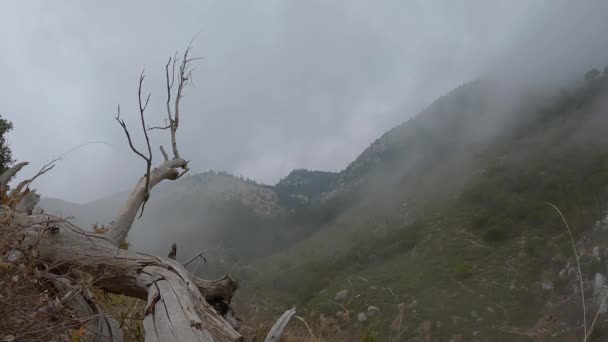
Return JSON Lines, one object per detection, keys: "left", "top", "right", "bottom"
{"left": 2, "top": 1, "right": 608, "bottom": 203}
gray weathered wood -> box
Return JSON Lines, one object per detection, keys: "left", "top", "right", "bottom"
{"left": 7, "top": 209, "right": 242, "bottom": 341}
{"left": 51, "top": 276, "right": 123, "bottom": 342}
{"left": 16, "top": 189, "right": 40, "bottom": 214}
{"left": 107, "top": 157, "right": 188, "bottom": 244}
{"left": 0, "top": 45, "right": 237, "bottom": 341}
{"left": 265, "top": 307, "right": 296, "bottom": 342}
{"left": 0, "top": 161, "right": 29, "bottom": 187}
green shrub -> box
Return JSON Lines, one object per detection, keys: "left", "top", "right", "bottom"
{"left": 483, "top": 227, "right": 509, "bottom": 243}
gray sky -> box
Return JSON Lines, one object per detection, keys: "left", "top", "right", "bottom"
{"left": 1, "top": 1, "right": 607, "bottom": 203}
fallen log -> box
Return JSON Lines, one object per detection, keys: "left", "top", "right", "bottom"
{"left": 1, "top": 43, "right": 243, "bottom": 341}
{"left": 7, "top": 208, "right": 242, "bottom": 341}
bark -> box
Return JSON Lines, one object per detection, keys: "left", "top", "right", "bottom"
{"left": 9, "top": 209, "right": 242, "bottom": 341}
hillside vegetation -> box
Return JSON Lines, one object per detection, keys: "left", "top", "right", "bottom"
{"left": 40, "top": 69, "right": 608, "bottom": 340}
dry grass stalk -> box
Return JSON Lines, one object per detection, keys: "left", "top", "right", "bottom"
{"left": 545, "top": 201, "right": 587, "bottom": 341}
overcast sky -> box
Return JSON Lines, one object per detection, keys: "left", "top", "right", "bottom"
{"left": 2, "top": 1, "right": 607, "bottom": 203}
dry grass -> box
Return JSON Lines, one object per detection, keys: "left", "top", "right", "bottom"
{"left": 545, "top": 201, "right": 587, "bottom": 340}
{"left": 0, "top": 181, "right": 130, "bottom": 342}
{"left": 237, "top": 301, "right": 357, "bottom": 342}
{"left": 0, "top": 210, "right": 143, "bottom": 342}
{"left": 240, "top": 318, "right": 347, "bottom": 342}
{"left": 95, "top": 292, "right": 145, "bottom": 342}
{"left": 0, "top": 210, "right": 78, "bottom": 341}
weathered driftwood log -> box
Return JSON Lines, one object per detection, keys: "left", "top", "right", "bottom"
{"left": 265, "top": 307, "right": 296, "bottom": 342}
{"left": 8, "top": 208, "right": 242, "bottom": 341}
{"left": 2, "top": 44, "right": 243, "bottom": 341}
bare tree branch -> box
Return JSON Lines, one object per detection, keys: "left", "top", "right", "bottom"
{"left": 184, "top": 250, "right": 207, "bottom": 267}
{"left": 148, "top": 124, "right": 172, "bottom": 130}
{"left": 6, "top": 159, "right": 58, "bottom": 210}
{"left": 160, "top": 145, "right": 169, "bottom": 161}
{"left": 171, "top": 43, "right": 203, "bottom": 160}
{"left": 108, "top": 46, "right": 198, "bottom": 245}
{"left": 150, "top": 42, "right": 203, "bottom": 162}
{"left": 114, "top": 70, "right": 154, "bottom": 219}
{"left": 165, "top": 54, "right": 176, "bottom": 131}
{"left": 107, "top": 157, "right": 187, "bottom": 244}
{"left": 137, "top": 70, "right": 153, "bottom": 218}
{"left": 115, "top": 105, "right": 148, "bottom": 162}
{"left": 10, "top": 159, "right": 57, "bottom": 195}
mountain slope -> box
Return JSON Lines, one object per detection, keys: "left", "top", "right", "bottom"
{"left": 40, "top": 172, "right": 283, "bottom": 261}
{"left": 40, "top": 69, "right": 608, "bottom": 340}
{"left": 276, "top": 169, "right": 339, "bottom": 207}
{"left": 39, "top": 170, "right": 337, "bottom": 275}
{"left": 243, "top": 72, "right": 608, "bottom": 340}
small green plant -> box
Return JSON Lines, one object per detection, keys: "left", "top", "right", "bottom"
{"left": 119, "top": 239, "right": 131, "bottom": 250}
{"left": 451, "top": 260, "right": 473, "bottom": 279}
{"left": 360, "top": 330, "right": 379, "bottom": 342}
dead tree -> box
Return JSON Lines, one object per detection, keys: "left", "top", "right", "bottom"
{"left": 2, "top": 45, "right": 242, "bottom": 341}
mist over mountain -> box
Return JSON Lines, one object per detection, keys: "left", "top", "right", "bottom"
{"left": 41, "top": 78, "right": 519, "bottom": 259}
{"left": 6, "top": 1, "right": 608, "bottom": 204}
{"left": 3, "top": 1, "right": 607, "bottom": 340}
{"left": 36, "top": 66, "right": 608, "bottom": 339}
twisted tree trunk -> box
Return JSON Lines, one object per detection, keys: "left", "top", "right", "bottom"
{"left": 8, "top": 208, "right": 242, "bottom": 341}
{"left": 107, "top": 158, "right": 188, "bottom": 244}
{"left": 1, "top": 44, "right": 244, "bottom": 341}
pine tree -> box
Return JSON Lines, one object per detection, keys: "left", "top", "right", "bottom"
{"left": 0, "top": 115, "right": 13, "bottom": 175}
